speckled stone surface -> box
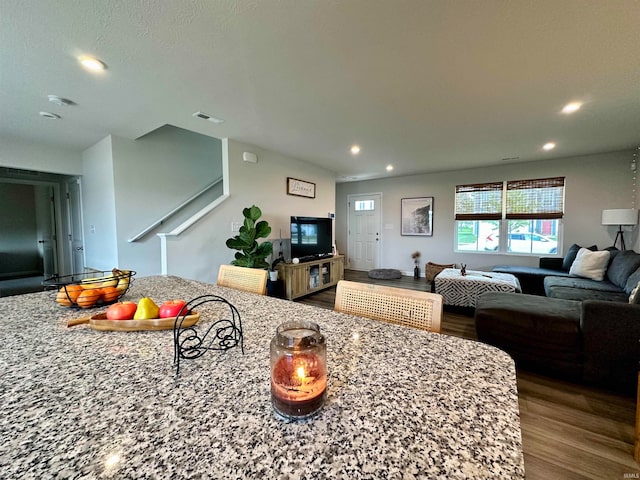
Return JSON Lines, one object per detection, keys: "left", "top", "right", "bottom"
{"left": 0, "top": 275, "right": 525, "bottom": 479}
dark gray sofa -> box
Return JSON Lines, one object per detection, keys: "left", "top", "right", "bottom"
{"left": 477, "top": 244, "right": 640, "bottom": 394}
{"left": 543, "top": 249, "right": 640, "bottom": 302}
{"left": 492, "top": 257, "right": 570, "bottom": 295}
{"left": 493, "top": 244, "right": 640, "bottom": 301}
{"left": 475, "top": 291, "right": 640, "bottom": 394}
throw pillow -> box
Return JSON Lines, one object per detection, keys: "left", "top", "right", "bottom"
{"left": 629, "top": 280, "right": 640, "bottom": 304}
{"left": 562, "top": 243, "right": 598, "bottom": 271}
{"left": 569, "top": 248, "right": 610, "bottom": 281}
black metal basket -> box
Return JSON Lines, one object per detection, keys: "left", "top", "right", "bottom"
{"left": 43, "top": 269, "right": 136, "bottom": 308}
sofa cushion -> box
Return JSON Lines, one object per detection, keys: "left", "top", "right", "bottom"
{"left": 562, "top": 243, "right": 597, "bottom": 271}
{"left": 569, "top": 248, "right": 610, "bottom": 281}
{"left": 544, "top": 276, "right": 628, "bottom": 302}
{"left": 606, "top": 250, "right": 640, "bottom": 289}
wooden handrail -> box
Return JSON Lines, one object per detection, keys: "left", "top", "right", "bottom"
{"left": 127, "top": 177, "right": 223, "bottom": 242}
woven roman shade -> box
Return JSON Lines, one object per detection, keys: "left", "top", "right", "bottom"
{"left": 506, "top": 177, "right": 565, "bottom": 219}
{"left": 455, "top": 182, "right": 503, "bottom": 220}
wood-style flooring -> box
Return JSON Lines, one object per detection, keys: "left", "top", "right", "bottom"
{"left": 296, "top": 270, "right": 639, "bottom": 479}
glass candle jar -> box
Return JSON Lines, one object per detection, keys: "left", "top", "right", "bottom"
{"left": 270, "top": 320, "right": 327, "bottom": 420}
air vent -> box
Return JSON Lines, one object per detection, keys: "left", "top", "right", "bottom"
{"left": 192, "top": 111, "right": 224, "bottom": 124}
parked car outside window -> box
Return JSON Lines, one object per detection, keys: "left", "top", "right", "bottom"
{"left": 483, "top": 232, "right": 558, "bottom": 254}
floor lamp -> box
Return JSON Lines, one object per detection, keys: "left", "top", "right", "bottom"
{"left": 601, "top": 208, "right": 638, "bottom": 250}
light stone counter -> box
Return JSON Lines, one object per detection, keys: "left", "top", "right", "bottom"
{"left": 0, "top": 275, "right": 524, "bottom": 479}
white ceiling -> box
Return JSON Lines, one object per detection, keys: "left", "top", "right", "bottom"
{"left": 2, "top": 0, "right": 639, "bottom": 182}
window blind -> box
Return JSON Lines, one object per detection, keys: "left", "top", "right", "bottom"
{"left": 454, "top": 182, "right": 503, "bottom": 220}
{"left": 506, "top": 177, "right": 565, "bottom": 219}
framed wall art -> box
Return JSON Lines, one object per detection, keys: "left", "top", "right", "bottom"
{"left": 287, "top": 177, "right": 316, "bottom": 198}
{"left": 401, "top": 197, "right": 433, "bottom": 236}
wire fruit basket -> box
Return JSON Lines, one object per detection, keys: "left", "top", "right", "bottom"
{"left": 44, "top": 269, "right": 135, "bottom": 309}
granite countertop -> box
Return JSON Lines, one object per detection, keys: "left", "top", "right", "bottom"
{"left": 0, "top": 275, "right": 524, "bottom": 479}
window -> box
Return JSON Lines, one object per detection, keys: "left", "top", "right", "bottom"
{"left": 455, "top": 177, "right": 564, "bottom": 255}
{"left": 354, "top": 200, "right": 375, "bottom": 211}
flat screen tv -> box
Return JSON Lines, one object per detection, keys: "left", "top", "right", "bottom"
{"left": 290, "top": 216, "right": 333, "bottom": 259}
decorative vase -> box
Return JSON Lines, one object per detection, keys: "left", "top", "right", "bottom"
{"left": 414, "top": 265, "right": 420, "bottom": 279}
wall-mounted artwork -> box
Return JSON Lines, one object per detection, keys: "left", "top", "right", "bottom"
{"left": 287, "top": 177, "right": 316, "bottom": 198}
{"left": 401, "top": 197, "right": 433, "bottom": 236}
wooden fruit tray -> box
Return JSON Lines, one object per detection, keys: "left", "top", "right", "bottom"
{"left": 67, "top": 312, "right": 200, "bottom": 332}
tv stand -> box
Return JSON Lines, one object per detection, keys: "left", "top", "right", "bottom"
{"left": 277, "top": 255, "right": 344, "bottom": 300}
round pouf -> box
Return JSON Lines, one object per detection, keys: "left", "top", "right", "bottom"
{"left": 367, "top": 269, "right": 402, "bottom": 280}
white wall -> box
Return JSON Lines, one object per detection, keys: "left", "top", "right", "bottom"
{"left": 0, "top": 137, "right": 82, "bottom": 175}
{"left": 110, "top": 126, "right": 223, "bottom": 277}
{"left": 81, "top": 137, "right": 119, "bottom": 270}
{"left": 336, "top": 150, "right": 636, "bottom": 274}
{"left": 164, "top": 138, "right": 337, "bottom": 283}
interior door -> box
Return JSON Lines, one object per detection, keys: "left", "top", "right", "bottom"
{"left": 66, "top": 178, "right": 85, "bottom": 275}
{"left": 34, "top": 185, "right": 58, "bottom": 277}
{"left": 347, "top": 193, "right": 382, "bottom": 271}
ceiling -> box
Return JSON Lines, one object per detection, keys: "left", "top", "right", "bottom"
{"left": 2, "top": 1, "right": 639, "bottom": 182}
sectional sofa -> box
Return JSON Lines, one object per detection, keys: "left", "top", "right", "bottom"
{"left": 475, "top": 244, "right": 640, "bottom": 393}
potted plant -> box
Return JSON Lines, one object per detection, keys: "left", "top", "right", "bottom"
{"left": 412, "top": 251, "right": 421, "bottom": 279}
{"left": 226, "top": 205, "right": 273, "bottom": 269}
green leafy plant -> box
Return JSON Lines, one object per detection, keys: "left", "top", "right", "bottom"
{"left": 226, "top": 205, "right": 273, "bottom": 269}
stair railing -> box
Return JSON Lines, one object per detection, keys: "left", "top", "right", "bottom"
{"left": 127, "top": 176, "right": 223, "bottom": 243}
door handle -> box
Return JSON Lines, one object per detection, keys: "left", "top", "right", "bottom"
{"left": 75, "top": 246, "right": 84, "bottom": 251}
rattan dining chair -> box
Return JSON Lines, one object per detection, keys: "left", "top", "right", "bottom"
{"left": 217, "top": 264, "right": 268, "bottom": 295}
{"left": 334, "top": 280, "right": 443, "bottom": 333}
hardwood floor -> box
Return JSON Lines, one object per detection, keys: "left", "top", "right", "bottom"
{"left": 297, "top": 270, "right": 639, "bottom": 479}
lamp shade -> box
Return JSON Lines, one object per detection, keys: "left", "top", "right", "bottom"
{"left": 601, "top": 208, "right": 639, "bottom": 226}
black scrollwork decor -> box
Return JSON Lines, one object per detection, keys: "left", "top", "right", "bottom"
{"left": 173, "top": 295, "right": 244, "bottom": 374}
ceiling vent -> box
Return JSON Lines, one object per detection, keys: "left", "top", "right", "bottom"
{"left": 192, "top": 111, "right": 224, "bottom": 124}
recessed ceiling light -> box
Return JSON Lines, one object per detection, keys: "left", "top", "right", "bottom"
{"left": 39, "top": 111, "right": 61, "bottom": 119}
{"left": 386, "top": 165, "right": 394, "bottom": 171}
{"left": 48, "top": 95, "right": 74, "bottom": 106}
{"left": 79, "top": 56, "right": 107, "bottom": 72}
{"left": 543, "top": 142, "right": 556, "bottom": 151}
{"left": 350, "top": 145, "right": 361, "bottom": 155}
{"left": 562, "top": 102, "right": 582, "bottom": 114}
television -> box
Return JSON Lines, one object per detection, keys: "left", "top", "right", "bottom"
{"left": 290, "top": 216, "right": 333, "bottom": 260}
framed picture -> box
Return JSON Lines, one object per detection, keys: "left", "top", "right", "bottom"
{"left": 401, "top": 197, "right": 433, "bottom": 236}
{"left": 287, "top": 177, "right": 316, "bottom": 198}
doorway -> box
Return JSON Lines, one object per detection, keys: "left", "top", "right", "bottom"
{"left": 0, "top": 168, "right": 78, "bottom": 295}
{"left": 347, "top": 193, "right": 382, "bottom": 271}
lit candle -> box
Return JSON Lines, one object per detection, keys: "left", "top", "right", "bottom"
{"left": 270, "top": 321, "right": 327, "bottom": 420}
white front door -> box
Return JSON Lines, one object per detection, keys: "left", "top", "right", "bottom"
{"left": 347, "top": 193, "right": 382, "bottom": 271}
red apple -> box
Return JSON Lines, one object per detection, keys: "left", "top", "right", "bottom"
{"left": 106, "top": 301, "right": 138, "bottom": 320}
{"left": 158, "top": 299, "right": 188, "bottom": 318}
